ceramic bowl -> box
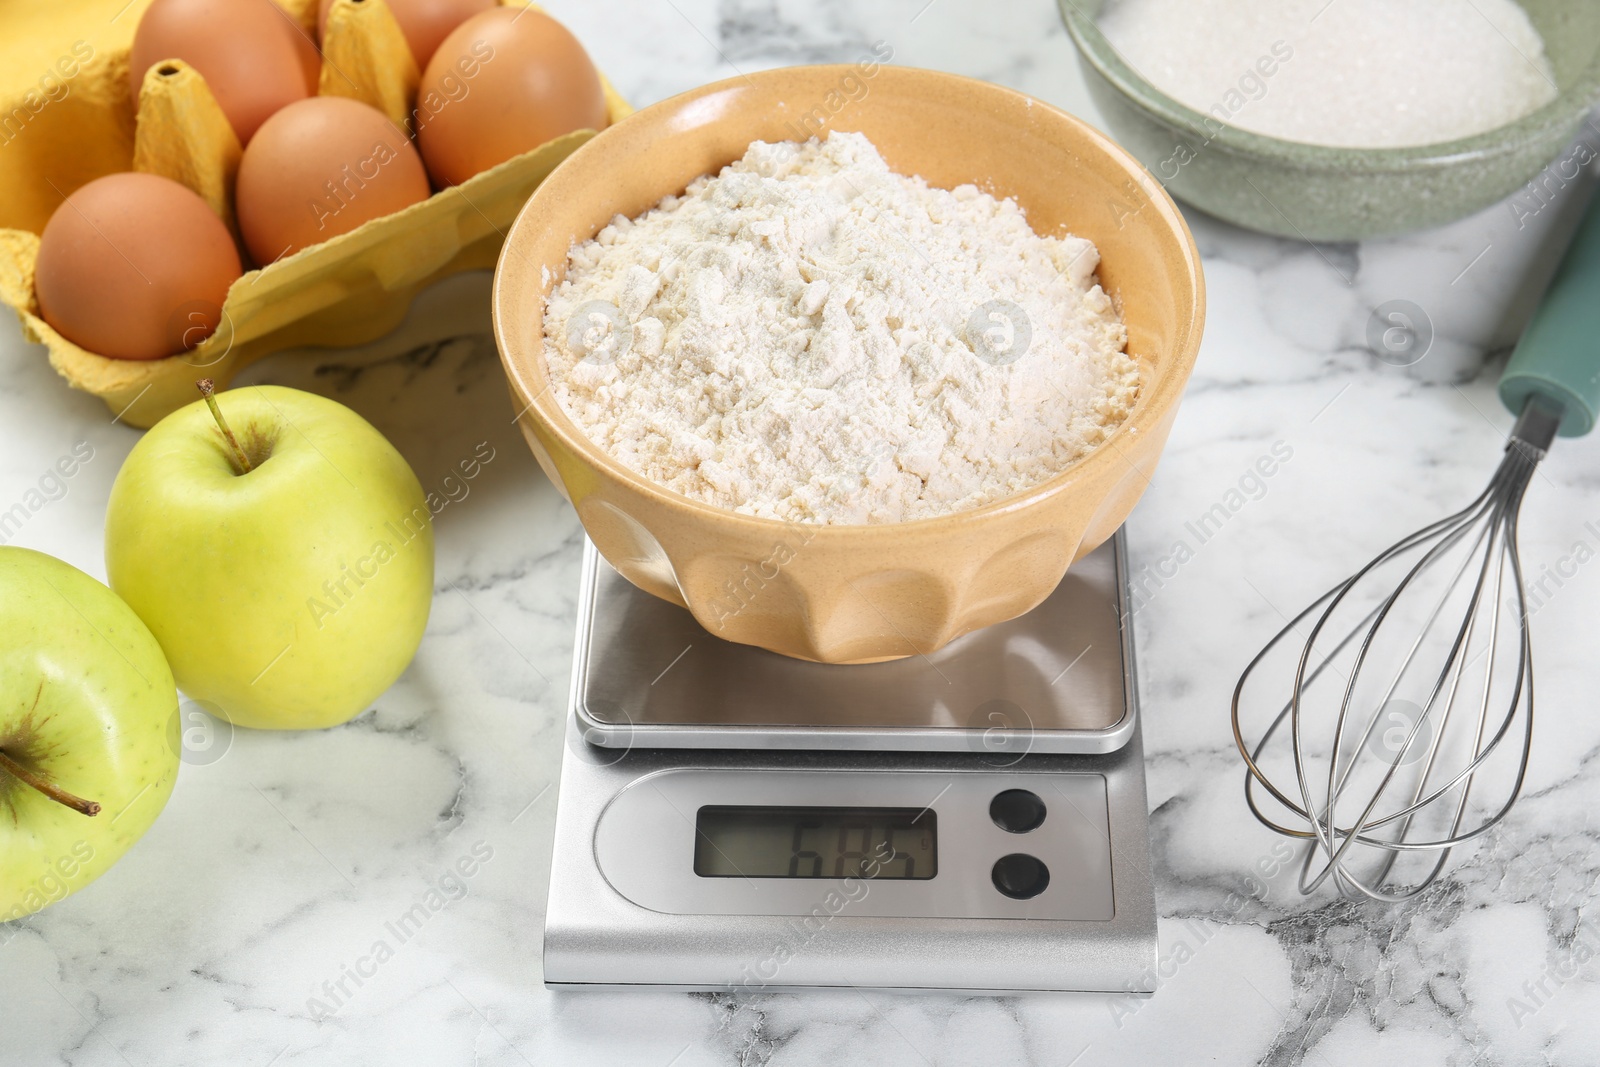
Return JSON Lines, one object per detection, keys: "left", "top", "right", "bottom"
{"left": 1061, "top": 0, "right": 1600, "bottom": 240}
{"left": 493, "top": 65, "right": 1205, "bottom": 663}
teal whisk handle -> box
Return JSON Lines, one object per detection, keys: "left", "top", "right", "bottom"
{"left": 1500, "top": 191, "right": 1600, "bottom": 438}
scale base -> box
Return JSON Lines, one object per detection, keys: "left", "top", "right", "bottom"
{"left": 544, "top": 529, "right": 1158, "bottom": 994}
{"left": 543, "top": 716, "right": 1158, "bottom": 994}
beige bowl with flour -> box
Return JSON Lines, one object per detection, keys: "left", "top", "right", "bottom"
{"left": 493, "top": 65, "right": 1205, "bottom": 663}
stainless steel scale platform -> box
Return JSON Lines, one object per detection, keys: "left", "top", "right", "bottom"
{"left": 543, "top": 530, "right": 1158, "bottom": 994}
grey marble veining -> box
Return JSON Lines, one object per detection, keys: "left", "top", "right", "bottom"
{"left": 3, "top": 1, "right": 1600, "bottom": 1064}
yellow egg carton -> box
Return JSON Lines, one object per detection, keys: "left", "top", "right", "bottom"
{"left": 0, "top": 0, "right": 629, "bottom": 428}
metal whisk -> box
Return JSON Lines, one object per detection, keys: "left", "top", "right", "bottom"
{"left": 1232, "top": 193, "right": 1600, "bottom": 900}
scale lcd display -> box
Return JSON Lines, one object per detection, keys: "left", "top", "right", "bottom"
{"left": 694, "top": 806, "right": 936, "bottom": 879}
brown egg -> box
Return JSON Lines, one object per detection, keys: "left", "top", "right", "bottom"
{"left": 318, "top": 0, "right": 495, "bottom": 69}
{"left": 35, "top": 174, "right": 242, "bottom": 361}
{"left": 131, "top": 0, "right": 321, "bottom": 145}
{"left": 289, "top": 15, "right": 324, "bottom": 93}
{"left": 415, "top": 8, "right": 605, "bottom": 188}
{"left": 235, "top": 96, "right": 431, "bottom": 264}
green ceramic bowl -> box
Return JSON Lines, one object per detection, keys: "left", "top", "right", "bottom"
{"left": 1060, "top": 0, "right": 1600, "bottom": 240}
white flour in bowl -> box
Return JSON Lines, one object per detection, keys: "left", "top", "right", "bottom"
{"left": 542, "top": 131, "right": 1137, "bottom": 525}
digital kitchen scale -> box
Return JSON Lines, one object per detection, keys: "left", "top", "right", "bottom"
{"left": 543, "top": 530, "right": 1158, "bottom": 994}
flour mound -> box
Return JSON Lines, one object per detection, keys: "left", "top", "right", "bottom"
{"left": 543, "top": 131, "right": 1137, "bottom": 525}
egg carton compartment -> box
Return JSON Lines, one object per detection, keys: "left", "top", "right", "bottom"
{"left": 0, "top": 0, "right": 630, "bottom": 428}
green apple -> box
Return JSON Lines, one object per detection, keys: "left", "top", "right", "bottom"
{"left": 105, "top": 383, "right": 434, "bottom": 730}
{"left": 1, "top": 548, "right": 180, "bottom": 924}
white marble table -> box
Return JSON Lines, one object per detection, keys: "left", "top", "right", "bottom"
{"left": 5, "top": 2, "right": 1600, "bottom": 1063}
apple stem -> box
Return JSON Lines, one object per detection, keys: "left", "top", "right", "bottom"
{"left": 0, "top": 748, "right": 100, "bottom": 817}
{"left": 197, "top": 379, "right": 253, "bottom": 474}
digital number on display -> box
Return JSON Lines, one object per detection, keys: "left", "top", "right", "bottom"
{"left": 693, "top": 806, "right": 937, "bottom": 880}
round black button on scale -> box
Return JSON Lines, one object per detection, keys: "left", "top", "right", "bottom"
{"left": 989, "top": 789, "right": 1047, "bottom": 833}
{"left": 992, "top": 854, "right": 1051, "bottom": 899}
